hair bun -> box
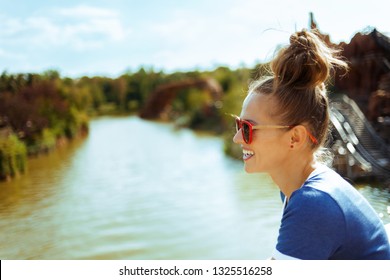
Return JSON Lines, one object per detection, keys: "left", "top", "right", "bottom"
{"left": 271, "top": 29, "right": 347, "bottom": 91}
{"left": 290, "top": 31, "right": 313, "bottom": 53}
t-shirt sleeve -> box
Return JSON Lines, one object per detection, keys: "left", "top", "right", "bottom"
{"left": 273, "top": 188, "right": 346, "bottom": 260}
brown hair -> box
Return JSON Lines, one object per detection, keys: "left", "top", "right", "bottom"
{"left": 250, "top": 29, "right": 348, "bottom": 149}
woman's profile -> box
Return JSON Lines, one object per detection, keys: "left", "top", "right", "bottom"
{"left": 232, "top": 29, "right": 390, "bottom": 259}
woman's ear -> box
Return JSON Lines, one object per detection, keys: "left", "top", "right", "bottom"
{"left": 289, "top": 125, "right": 309, "bottom": 149}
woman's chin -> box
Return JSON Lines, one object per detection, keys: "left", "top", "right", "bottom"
{"left": 244, "top": 165, "right": 259, "bottom": 173}
{"left": 244, "top": 162, "right": 265, "bottom": 174}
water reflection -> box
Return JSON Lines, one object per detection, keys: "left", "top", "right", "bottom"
{"left": 0, "top": 116, "right": 389, "bottom": 260}
{"left": 357, "top": 185, "right": 390, "bottom": 224}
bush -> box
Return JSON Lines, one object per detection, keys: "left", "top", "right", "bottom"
{"left": 0, "top": 134, "right": 27, "bottom": 179}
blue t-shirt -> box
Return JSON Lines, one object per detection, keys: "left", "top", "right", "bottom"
{"left": 273, "top": 164, "right": 390, "bottom": 260}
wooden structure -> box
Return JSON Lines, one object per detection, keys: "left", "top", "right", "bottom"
{"left": 139, "top": 78, "right": 222, "bottom": 120}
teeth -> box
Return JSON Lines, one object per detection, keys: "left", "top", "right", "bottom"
{"left": 243, "top": 149, "right": 254, "bottom": 156}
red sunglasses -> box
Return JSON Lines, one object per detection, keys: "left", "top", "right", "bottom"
{"left": 232, "top": 114, "right": 318, "bottom": 145}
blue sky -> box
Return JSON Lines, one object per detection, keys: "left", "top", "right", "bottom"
{"left": 1, "top": 0, "right": 389, "bottom": 77}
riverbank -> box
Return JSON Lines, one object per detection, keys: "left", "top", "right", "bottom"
{"left": 0, "top": 125, "right": 88, "bottom": 182}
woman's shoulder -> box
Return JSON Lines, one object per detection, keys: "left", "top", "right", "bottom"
{"left": 290, "top": 164, "right": 346, "bottom": 202}
{"left": 284, "top": 184, "right": 347, "bottom": 241}
{"left": 306, "top": 164, "right": 352, "bottom": 188}
{"left": 289, "top": 185, "right": 343, "bottom": 216}
{"left": 300, "top": 164, "right": 359, "bottom": 199}
{"left": 292, "top": 164, "right": 381, "bottom": 226}
{"left": 288, "top": 165, "right": 354, "bottom": 218}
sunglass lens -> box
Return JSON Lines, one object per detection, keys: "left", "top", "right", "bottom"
{"left": 242, "top": 122, "right": 250, "bottom": 143}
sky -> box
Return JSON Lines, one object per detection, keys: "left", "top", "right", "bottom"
{"left": 1, "top": 0, "right": 389, "bottom": 78}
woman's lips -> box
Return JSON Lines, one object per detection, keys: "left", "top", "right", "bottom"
{"left": 243, "top": 149, "right": 254, "bottom": 161}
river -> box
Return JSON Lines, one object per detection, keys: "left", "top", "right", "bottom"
{"left": 0, "top": 116, "right": 389, "bottom": 260}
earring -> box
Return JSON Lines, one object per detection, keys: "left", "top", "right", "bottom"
{"left": 290, "top": 144, "right": 294, "bottom": 149}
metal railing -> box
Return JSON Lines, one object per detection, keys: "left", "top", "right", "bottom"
{"left": 329, "top": 94, "right": 390, "bottom": 180}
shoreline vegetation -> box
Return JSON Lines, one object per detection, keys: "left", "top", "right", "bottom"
{"left": 0, "top": 66, "right": 259, "bottom": 181}
{"left": 0, "top": 64, "right": 372, "bottom": 183}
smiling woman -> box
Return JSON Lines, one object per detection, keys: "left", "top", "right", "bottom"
{"left": 232, "top": 29, "right": 390, "bottom": 260}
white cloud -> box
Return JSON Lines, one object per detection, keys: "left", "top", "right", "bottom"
{"left": 56, "top": 5, "right": 119, "bottom": 18}
{"left": 0, "top": 47, "right": 25, "bottom": 60}
{"left": 0, "top": 5, "right": 130, "bottom": 52}
{"left": 55, "top": 5, "right": 127, "bottom": 42}
{"left": 145, "top": 3, "right": 302, "bottom": 70}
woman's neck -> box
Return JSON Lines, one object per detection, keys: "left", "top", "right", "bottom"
{"left": 270, "top": 154, "right": 317, "bottom": 200}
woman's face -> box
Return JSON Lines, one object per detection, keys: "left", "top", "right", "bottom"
{"left": 233, "top": 92, "right": 291, "bottom": 174}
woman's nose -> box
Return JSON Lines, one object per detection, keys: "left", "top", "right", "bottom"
{"left": 233, "top": 129, "right": 243, "bottom": 144}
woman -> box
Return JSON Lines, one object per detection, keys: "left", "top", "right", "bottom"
{"left": 232, "top": 29, "right": 390, "bottom": 259}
